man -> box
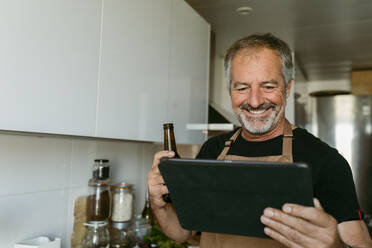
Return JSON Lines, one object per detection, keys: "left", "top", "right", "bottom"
{"left": 147, "top": 33, "right": 372, "bottom": 247}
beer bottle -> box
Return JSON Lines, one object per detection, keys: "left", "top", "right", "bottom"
{"left": 163, "top": 123, "right": 180, "bottom": 158}
{"left": 162, "top": 123, "right": 180, "bottom": 202}
{"left": 141, "top": 187, "right": 155, "bottom": 226}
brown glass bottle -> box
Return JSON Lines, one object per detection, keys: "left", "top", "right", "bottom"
{"left": 163, "top": 123, "right": 180, "bottom": 158}
{"left": 162, "top": 123, "right": 180, "bottom": 202}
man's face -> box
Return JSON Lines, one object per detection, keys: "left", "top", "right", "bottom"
{"left": 230, "top": 47, "right": 291, "bottom": 134}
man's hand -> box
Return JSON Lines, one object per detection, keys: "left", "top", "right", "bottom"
{"left": 260, "top": 198, "right": 345, "bottom": 248}
{"left": 146, "top": 151, "right": 192, "bottom": 243}
{"left": 147, "top": 151, "right": 175, "bottom": 209}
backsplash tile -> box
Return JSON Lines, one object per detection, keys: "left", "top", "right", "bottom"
{"left": 0, "top": 132, "right": 202, "bottom": 248}
{"left": 69, "top": 139, "right": 97, "bottom": 188}
{"left": 0, "top": 190, "right": 67, "bottom": 248}
{"left": 0, "top": 134, "right": 71, "bottom": 197}
{"left": 0, "top": 133, "right": 161, "bottom": 248}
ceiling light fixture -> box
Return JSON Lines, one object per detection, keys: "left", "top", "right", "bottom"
{"left": 236, "top": 6, "right": 253, "bottom": 15}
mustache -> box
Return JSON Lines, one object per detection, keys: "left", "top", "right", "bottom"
{"left": 240, "top": 103, "right": 276, "bottom": 111}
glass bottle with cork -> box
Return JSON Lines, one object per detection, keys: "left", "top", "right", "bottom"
{"left": 162, "top": 123, "right": 180, "bottom": 203}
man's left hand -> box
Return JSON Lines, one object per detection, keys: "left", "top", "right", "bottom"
{"left": 260, "top": 198, "right": 345, "bottom": 248}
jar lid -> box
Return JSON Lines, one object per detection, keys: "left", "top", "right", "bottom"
{"left": 84, "top": 220, "right": 108, "bottom": 228}
{"left": 111, "top": 221, "right": 131, "bottom": 230}
{"left": 88, "top": 179, "right": 111, "bottom": 186}
{"left": 111, "top": 182, "right": 133, "bottom": 190}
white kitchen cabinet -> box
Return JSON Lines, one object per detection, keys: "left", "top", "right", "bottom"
{"left": 168, "top": 0, "right": 210, "bottom": 144}
{"left": 0, "top": 0, "right": 101, "bottom": 136}
{"left": 96, "top": 0, "right": 172, "bottom": 142}
{"left": 96, "top": 0, "right": 171, "bottom": 141}
{"left": 0, "top": 0, "right": 210, "bottom": 142}
{"left": 97, "top": 0, "right": 210, "bottom": 143}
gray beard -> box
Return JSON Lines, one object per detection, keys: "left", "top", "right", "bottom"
{"left": 235, "top": 104, "right": 285, "bottom": 134}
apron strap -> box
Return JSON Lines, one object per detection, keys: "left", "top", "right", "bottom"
{"left": 282, "top": 119, "right": 293, "bottom": 158}
{"left": 216, "top": 128, "right": 241, "bottom": 160}
{"left": 217, "top": 119, "right": 294, "bottom": 160}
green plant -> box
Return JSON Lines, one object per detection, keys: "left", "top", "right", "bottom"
{"left": 143, "top": 225, "right": 188, "bottom": 248}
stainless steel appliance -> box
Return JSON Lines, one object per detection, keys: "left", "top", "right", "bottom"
{"left": 309, "top": 94, "right": 372, "bottom": 225}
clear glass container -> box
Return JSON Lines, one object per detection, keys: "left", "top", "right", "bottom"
{"left": 82, "top": 220, "right": 110, "bottom": 248}
{"left": 87, "top": 180, "right": 112, "bottom": 222}
{"left": 92, "top": 159, "right": 110, "bottom": 181}
{"left": 109, "top": 221, "right": 136, "bottom": 248}
{"left": 132, "top": 214, "right": 152, "bottom": 246}
{"left": 111, "top": 183, "right": 134, "bottom": 222}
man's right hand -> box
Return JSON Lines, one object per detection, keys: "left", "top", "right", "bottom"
{"left": 146, "top": 151, "right": 192, "bottom": 243}
{"left": 147, "top": 150, "right": 175, "bottom": 209}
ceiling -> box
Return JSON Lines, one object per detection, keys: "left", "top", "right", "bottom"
{"left": 185, "top": 0, "right": 372, "bottom": 83}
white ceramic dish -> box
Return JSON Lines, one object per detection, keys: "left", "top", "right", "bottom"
{"left": 14, "top": 236, "right": 61, "bottom": 248}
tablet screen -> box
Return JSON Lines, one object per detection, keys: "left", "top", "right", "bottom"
{"left": 158, "top": 158, "right": 313, "bottom": 238}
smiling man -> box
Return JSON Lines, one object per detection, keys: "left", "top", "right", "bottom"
{"left": 229, "top": 46, "right": 290, "bottom": 141}
{"left": 147, "top": 33, "right": 372, "bottom": 247}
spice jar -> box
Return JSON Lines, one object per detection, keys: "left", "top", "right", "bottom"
{"left": 132, "top": 214, "right": 152, "bottom": 244}
{"left": 82, "top": 220, "right": 110, "bottom": 248}
{"left": 87, "top": 179, "right": 112, "bottom": 222}
{"left": 93, "top": 159, "right": 110, "bottom": 181}
{"left": 111, "top": 183, "right": 134, "bottom": 222}
{"left": 109, "top": 221, "right": 136, "bottom": 248}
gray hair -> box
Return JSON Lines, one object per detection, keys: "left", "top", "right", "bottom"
{"left": 224, "top": 33, "right": 294, "bottom": 92}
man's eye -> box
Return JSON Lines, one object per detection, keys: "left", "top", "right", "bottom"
{"left": 263, "top": 86, "right": 275, "bottom": 91}
{"left": 237, "top": 87, "right": 248, "bottom": 92}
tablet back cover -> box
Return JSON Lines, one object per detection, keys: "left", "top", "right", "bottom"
{"left": 158, "top": 158, "right": 313, "bottom": 238}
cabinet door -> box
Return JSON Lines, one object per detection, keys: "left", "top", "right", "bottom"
{"left": 96, "top": 0, "right": 171, "bottom": 142}
{"left": 168, "top": 0, "right": 210, "bottom": 144}
{"left": 0, "top": 0, "right": 101, "bottom": 136}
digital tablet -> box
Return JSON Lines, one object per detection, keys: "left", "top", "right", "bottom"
{"left": 158, "top": 158, "right": 313, "bottom": 238}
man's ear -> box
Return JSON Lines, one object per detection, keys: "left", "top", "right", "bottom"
{"left": 286, "top": 80, "right": 293, "bottom": 99}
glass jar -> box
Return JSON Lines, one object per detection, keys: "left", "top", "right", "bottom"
{"left": 82, "top": 220, "right": 110, "bottom": 248}
{"left": 93, "top": 159, "right": 110, "bottom": 181}
{"left": 87, "top": 179, "right": 112, "bottom": 222}
{"left": 111, "top": 183, "right": 134, "bottom": 222}
{"left": 109, "top": 221, "right": 136, "bottom": 248}
{"left": 132, "top": 214, "right": 152, "bottom": 246}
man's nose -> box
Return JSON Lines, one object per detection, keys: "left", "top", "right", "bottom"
{"left": 247, "top": 87, "right": 265, "bottom": 108}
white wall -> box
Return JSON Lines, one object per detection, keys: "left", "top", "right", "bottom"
{"left": 209, "top": 54, "right": 240, "bottom": 125}
{"left": 0, "top": 132, "right": 159, "bottom": 248}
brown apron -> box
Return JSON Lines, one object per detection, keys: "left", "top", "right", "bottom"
{"left": 199, "top": 119, "right": 294, "bottom": 248}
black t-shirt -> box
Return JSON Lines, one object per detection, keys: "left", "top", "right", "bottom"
{"left": 196, "top": 127, "right": 362, "bottom": 223}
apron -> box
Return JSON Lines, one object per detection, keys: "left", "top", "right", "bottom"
{"left": 200, "top": 119, "right": 294, "bottom": 248}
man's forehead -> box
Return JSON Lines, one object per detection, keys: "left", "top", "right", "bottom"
{"left": 230, "top": 47, "right": 285, "bottom": 85}
{"left": 233, "top": 46, "right": 281, "bottom": 61}
{"left": 231, "top": 47, "right": 282, "bottom": 74}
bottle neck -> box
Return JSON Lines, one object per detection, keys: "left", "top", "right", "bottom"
{"left": 145, "top": 187, "right": 150, "bottom": 204}
{"left": 163, "top": 128, "right": 179, "bottom": 156}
